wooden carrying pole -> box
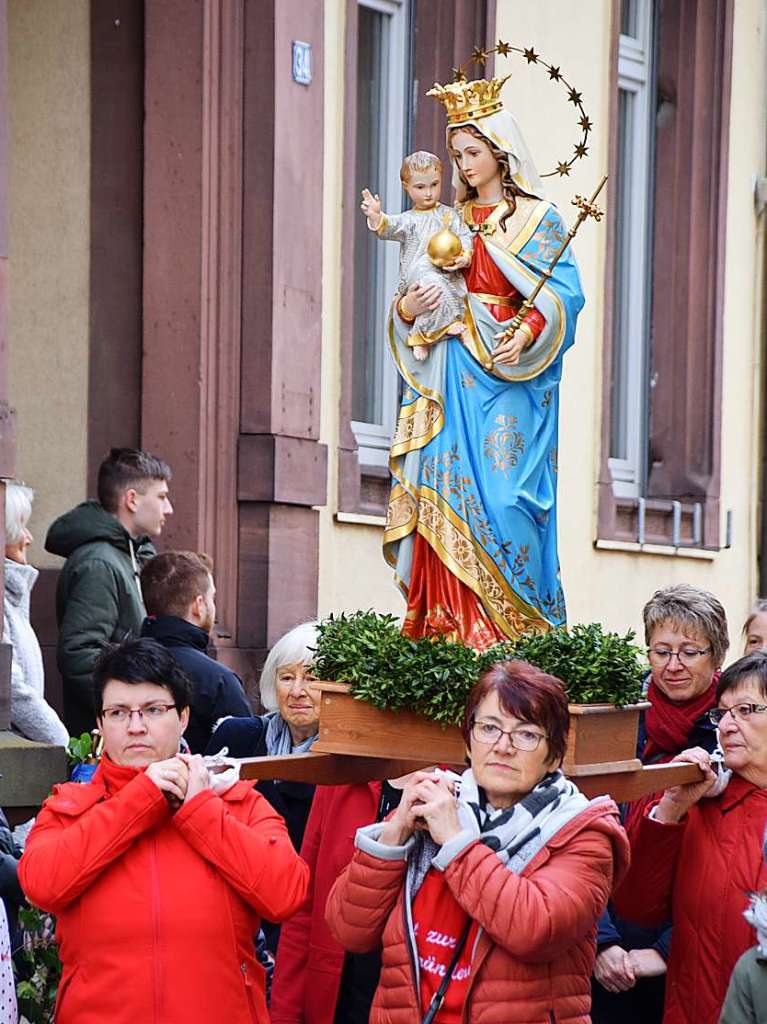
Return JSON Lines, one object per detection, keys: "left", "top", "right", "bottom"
{"left": 231, "top": 682, "right": 705, "bottom": 802}
{"left": 235, "top": 750, "right": 702, "bottom": 802}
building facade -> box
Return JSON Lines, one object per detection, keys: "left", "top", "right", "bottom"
{"left": 1, "top": 0, "right": 765, "bottom": 709}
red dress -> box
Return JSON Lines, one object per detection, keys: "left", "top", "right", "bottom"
{"left": 402, "top": 202, "right": 546, "bottom": 650}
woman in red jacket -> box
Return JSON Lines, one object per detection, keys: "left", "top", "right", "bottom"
{"left": 326, "top": 661, "right": 630, "bottom": 1024}
{"left": 270, "top": 780, "right": 404, "bottom": 1024}
{"left": 19, "top": 638, "right": 309, "bottom": 1024}
{"left": 613, "top": 651, "right": 767, "bottom": 1024}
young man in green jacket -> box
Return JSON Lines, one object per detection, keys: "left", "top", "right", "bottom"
{"left": 45, "top": 448, "right": 173, "bottom": 736}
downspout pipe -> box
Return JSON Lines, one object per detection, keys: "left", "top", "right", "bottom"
{"left": 757, "top": 173, "right": 767, "bottom": 595}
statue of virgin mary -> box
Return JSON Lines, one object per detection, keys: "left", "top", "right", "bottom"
{"left": 383, "top": 75, "right": 585, "bottom": 649}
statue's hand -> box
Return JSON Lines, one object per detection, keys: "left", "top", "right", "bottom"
{"left": 492, "top": 325, "right": 534, "bottom": 366}
{"left": 360, "top": 188, "right": 382, "bottom": 228}
{"left": 404, "top": 281, "right": 441, "bottom": 316}
{"left": 442, "top": 250, "right": 472, "bottom": 272}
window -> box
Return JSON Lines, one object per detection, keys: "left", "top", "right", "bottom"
{"left": 599, "top": 0, "right": 731, "bottom": 549}
{"left": 351, "top": 0, "right": 410, "bottom": 468}
{"left": 608, "top": 0, "right": 656, "bottom": 499}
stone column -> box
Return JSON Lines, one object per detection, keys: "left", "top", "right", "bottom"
{"left": 142, "top": 0, "right": 327, "bottom": 697}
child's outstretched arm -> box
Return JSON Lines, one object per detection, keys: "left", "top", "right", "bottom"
{"left": 361, "top": 188, "right": 383, "bottom": 230}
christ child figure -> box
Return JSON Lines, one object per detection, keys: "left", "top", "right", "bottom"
{"left": 360, "top": 151, "right": 472, "bottom": 361}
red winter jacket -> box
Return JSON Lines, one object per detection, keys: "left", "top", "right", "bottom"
{"left": 270, "top": 782, "right": 383, "bottom": 1024}
{"left": 19, "top": 756, "right": 309, "bottom": 1024}
{"left": 613, "top": 774, "right": 767, "bottom": 1024}
{"left": 326, "top": 799, "right": 630, "bottom": 1024}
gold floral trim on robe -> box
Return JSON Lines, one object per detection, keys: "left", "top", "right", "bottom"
{"left": 415, "top": 485, "right": 551, "bottom": 637}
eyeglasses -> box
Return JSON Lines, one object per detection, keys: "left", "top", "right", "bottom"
{"left": 647, "top": 646, "right": 712, "bottom": 667}
{"left": 470, "top": 718, "right": 546, "bottom": 752}
{"left": 101, "top": 703, "right": 178, "bottom": 724}
{"left": 708, "top": 702, "right": 767, "bottom": 726}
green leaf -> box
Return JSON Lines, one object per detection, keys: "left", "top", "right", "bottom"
{"left": 311, "top": 612, "right": 644, "bottom": 725}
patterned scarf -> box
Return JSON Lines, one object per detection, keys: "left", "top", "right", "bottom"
{"left": 405, "top": 768, "right": 591, "bottom": 897}
{"left": 263, "top": 710, "right": 318, "bottom": 756}
{"left": 642, "top": 677, "right": 718, "bottom": 762}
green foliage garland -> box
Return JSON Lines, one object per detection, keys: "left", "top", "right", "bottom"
{"left": 312, "top": 612, "right": 645, "bottom": 726}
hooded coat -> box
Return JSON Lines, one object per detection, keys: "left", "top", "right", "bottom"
{"left": 3, "top": 558, "right": 68, "bottom": 745}
{"left": 45, "top": 501, "right": 155, "bottom": 736}
{"left": 326, "top": 796, "right": 629, "bottom": 1024}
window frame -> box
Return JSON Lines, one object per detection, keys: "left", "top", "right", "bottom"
{"left": 607, "top": 0, "right": 656, "bottom": 498}
{"left": 597, "top": 0, "right": 733, "bottom": 551}
{"left": 336, "top": 0, "right": 492, "bottom": 517}
{"left": 350, "top": 0, "right": 410, "bottom": 468}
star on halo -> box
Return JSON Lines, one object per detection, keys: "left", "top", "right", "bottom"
{"left": 557, "top": 162, "right": 572, "bottom": 177}
{"left": 495, "top": 39, "right": 512, "bottom": 58}
{"left": 574, "top": 142, "right": 589, "bottom": 159}
{"left": 548, "top": 66, "right": 561, "bottom": 81}
{"left": 472, "top": 46, "right": 488, "bottom": 65}
{"left": 579, "top": 115, "right": 593, "bottom": 132}
{"left": 567, "top": 87, "right": 583, "bottom": 105}
{"left": 523, "top": 46, "right": 539, "bottom": 63}
{"left": 452, "top": 65, "right": 467, "bottom": 82}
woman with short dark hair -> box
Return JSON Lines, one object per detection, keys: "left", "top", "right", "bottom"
{"left": 614, "top": 651, "right": 767, "bottom": 1024}
{"left": 19, "top": 637, "right": 308, "bottom": 1024}
{"left": 326, "top": 660, "right": 629, "bottom": 1024}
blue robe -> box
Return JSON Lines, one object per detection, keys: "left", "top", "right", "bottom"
{"left": 383, "top": 199, "right": 585, "bottom": 637}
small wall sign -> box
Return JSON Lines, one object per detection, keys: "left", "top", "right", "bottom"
{"left": 292, "top": 41, "right": 312, "bottom": 85}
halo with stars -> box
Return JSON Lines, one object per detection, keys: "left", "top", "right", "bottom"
{"left": 453, "top": 41, "right": 593, "bottom": 179}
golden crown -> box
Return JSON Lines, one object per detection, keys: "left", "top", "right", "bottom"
{"left": 427, "top": 41, "right": 594, "bottom": 178}
{"left": 426, "top": 75, "right": 510, "bottom": 125}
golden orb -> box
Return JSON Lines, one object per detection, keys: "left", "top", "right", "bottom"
{"left": 427, "top": 227, "right": 462, "bottom": 268}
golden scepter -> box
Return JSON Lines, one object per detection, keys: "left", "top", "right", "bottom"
{"left": 493, "top": 174, "right": 607, "bottom": 359}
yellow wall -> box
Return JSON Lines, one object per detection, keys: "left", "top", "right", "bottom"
{"left": 7, "top": 0, "right": 90, "bottom": 568}
{"left": 318, "top": 0, "right": 767, "bottom": 657}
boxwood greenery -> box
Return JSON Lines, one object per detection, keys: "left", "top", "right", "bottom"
{"left": 311, "top": 612, "right": 645, "bottom": 726}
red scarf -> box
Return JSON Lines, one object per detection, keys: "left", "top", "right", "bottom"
{"left": 642, "top": 676, "right": 718, "bottom": 762}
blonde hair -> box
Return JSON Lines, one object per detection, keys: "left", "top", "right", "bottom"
{"left": 400, "top": 151, "right": 442, "bottom": 183}
{"left": 259, "top": 621, "right": 320, "bottom": 712}
{"left": 5, "top": 482, "right": 34, "bottom": 546}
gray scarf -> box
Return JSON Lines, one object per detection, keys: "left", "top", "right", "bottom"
{"left": 263, "top": 710, "right": 318, "bottom": 756}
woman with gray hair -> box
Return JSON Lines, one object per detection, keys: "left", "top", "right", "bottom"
{"left": 3, "top": 483, "right": 67, "bottom": 746}
{"left": 206, "top": 621, "right": 320, "bottom": 957}
{"left": 593, "top": 582, "right": 728, "bottom": 1023}
{"left": 205, "top": 620, "right": 320, "bottom": 847}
